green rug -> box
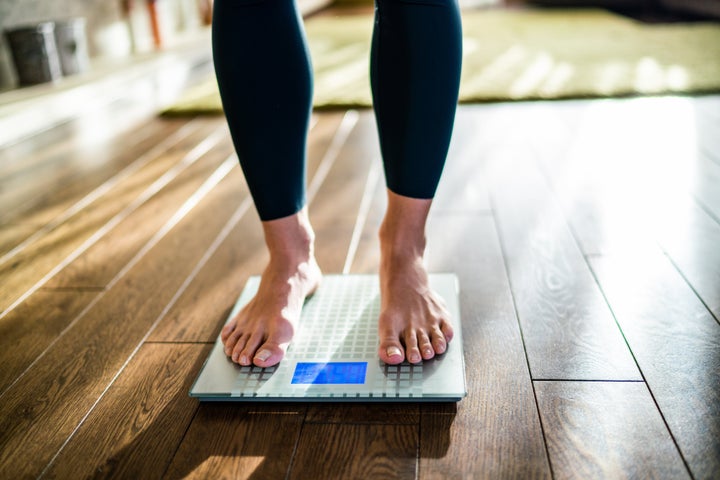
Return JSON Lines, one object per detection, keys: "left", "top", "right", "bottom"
{"left": 163, "top": 8, "right": 720, "bottom": 114}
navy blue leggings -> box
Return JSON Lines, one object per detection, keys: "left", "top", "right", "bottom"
{"left": 213, "top": 0, "right": 462, "bottom": 221}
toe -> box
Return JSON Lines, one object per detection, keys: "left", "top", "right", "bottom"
{"left": 252, "top": 341, "right": 286, "bottom": 367}
{"left": 221, "top": 320, "right": 236, "bottom": 344}
{"left": 224, "top": 327, "right": 244, "bottom": 357}
{"left": 418, "top": 330, "right": 435, "bottom": 360}
{"left": 379, "top": 337, "right": 405, "bottom": 365}
{"left": 231, "top": 334, "right": 252, "bottom": 365}
{"left": 404, "top": 331, "right": 422, "bottom": 364}
{"left": 440, "top": 318, "right": 454, "bottom": 344}
{"left": 237, "top": 332, "right": 263, "bottom": 366}
{"left": 430, "top": 325, "right": 447, "bottom": 355}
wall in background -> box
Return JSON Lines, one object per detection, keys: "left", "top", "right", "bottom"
{"left": 0, "top": 0, "right": 204, "bottom": 90}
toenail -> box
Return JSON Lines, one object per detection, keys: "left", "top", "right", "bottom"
{"left": 410, "top": 353, "right": 420, "bottom": 362}
{"left": 240, "top": 355, "right": 248, "bottom": 365}
{"left": 387, "top": 346, "right": 402, "bottom": 358}
{"left": 424, "top": 348, "right": 433, "bottom": 357}
{"left": 255, "top": 349, "right": 271, "bottom": 361}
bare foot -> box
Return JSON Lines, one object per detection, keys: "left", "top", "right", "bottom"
{"left": 377, "top": 190, "right": 454, "bottom": 365}
{"left": 221, "top": 208, "right": 321, "bottom": 367}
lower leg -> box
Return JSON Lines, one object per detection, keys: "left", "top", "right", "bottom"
{"left": 213, "top": 0, "right": 316, "bottom": 367}
{"left": 371, "top": 0, "right": 463, "bottom": 364}
{"left": 221, "top": 207, "right": 321, "bottom": 367}
{"left": 377, "top": 190, "right": 453, "bottom": 364}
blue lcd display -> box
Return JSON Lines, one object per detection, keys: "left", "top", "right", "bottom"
{"left": 291, "top": 362, "right": 367, "bottom": 385}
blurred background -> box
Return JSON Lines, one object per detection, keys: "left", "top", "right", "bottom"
{"left": 1, "top": 0, "right": 718, "bottom": 92}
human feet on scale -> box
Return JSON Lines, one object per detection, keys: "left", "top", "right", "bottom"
{"left": 220, "top": 208, "right": 321, "bottom": 368}
{"left": 376, "top": 190, "right": 454, "bottom": 365}
{"left": 220, "top": 198, "right": 454, "bottom": 368}
{"left": 221, "top": 261, "right": 453, "bottom": 367}
{"left": 221, "top": 256, "right": 453, "bottom": 368}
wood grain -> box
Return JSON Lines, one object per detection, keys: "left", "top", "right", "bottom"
{"left": 2, "top": 75, "right": 718, "bottom": 480}
{"left": 0, "top": 121, "right": 224, "bottom": 314}
{"left": 0, "top": 158, "right": 250, "bottom": 479}
{"left": 0, "top": 290, "right": 97, "bottom": 393}
{"left": 289, "top": 423, "right": 417, "bottom": 479}
{"left": 305, "top": 403, "right": 419, "bottom": 425}
{"left": 0, "top": 117, "right": 188, "bottom": 227}
{"left": 45, "top": 138, "right": 236, "bottom": 288}
{"left": 163, "top": 406, "right": 304, "bottom": 480}
{"left": 42, "top": 343, "right": 211, "bottom": 480}
{"left": 536, "top": 381, "right": 689, "bottom": 480}
{"left": 0, "top": 224, "right": 36, "bottom": 256}
{"left": 432, "top": 105, "right": 494, "bottom": 214}
{"left": 420, "top": 214, "right": 551, "bottom": 479}
{"left": 488, "top": 144, "right": 640, "bottom": 381}
{"left": 656, "top": 204, "right": 720, "bottom": 322}
{"left": 590, "top": 251, "right": 720, "bottom": 480}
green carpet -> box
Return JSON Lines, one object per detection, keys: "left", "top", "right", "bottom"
{"left": 163, "top": 8, "right": 720, "bottom": 114}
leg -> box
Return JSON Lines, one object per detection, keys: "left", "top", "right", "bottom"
{"left": 371, "top": 0, "right": 463, "bottom": 364}
{"left": 213, "top": 0, "right": 319, "bottom": 367}
{"left": 221, "top": 208, "right": 321, "bottom": 367}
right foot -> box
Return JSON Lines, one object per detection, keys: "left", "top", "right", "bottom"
{"left": 220, "top": 208, "right": 321, "bottom": 367}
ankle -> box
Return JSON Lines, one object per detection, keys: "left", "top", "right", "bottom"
{"left": 379, "top": 189, "right": 432, "bottom": 258}
{"left": 262, "top": 209, "right": 316, "bottom": 265}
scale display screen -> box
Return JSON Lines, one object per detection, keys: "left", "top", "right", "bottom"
{"left": 291, "top": 362, "right": 368, "bottom": 385}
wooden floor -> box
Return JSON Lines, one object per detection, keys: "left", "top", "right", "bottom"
{"left": 1, "top": 85, "right": 719, "bottom": 478}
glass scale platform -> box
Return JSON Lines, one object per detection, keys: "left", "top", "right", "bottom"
{"left": 190, "top": 274, "right": 465, "bottom": 402}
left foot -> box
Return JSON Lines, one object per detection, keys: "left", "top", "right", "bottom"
{"left": 377, "top": 190, "right": 454, "bottom": 365}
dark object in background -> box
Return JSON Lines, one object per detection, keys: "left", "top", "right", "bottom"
{"left": 4, "top": 22, "right": 62, "bottom": 86}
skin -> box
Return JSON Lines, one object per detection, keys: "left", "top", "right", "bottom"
{"left": 221, "top": 189, "right": 453, "bottom": 368}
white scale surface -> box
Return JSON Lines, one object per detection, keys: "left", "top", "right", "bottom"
{"left": 190, "top": 274, "right": 465, "bottom": 402}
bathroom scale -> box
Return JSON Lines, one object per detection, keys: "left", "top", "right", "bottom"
{"left": 190, "top": 273, "right": 465, "bottom": 402}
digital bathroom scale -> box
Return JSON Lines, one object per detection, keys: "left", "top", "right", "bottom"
{"left": 190, "top": 274, "right": 465, "bottom": 402}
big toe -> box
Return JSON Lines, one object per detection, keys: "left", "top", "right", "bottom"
{"left": 379, "top": 339, "right": 405, "bottom": 365}
{"left": 252, "top": 342, "right": 286, "bottom": 368}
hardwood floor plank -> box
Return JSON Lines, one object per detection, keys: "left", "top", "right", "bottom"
{"left": 163, "top": 406, "right": 304, "bottom": 480}
{"left": 517, "top": 96, "right": 720, "bottom": 477}
{"left": 657, "top": 203, "right": 720, "bottom": 322}
{"left": 535, "top": 381, "right": 689, "bottom": 480}
{"left": 305, "top": 403, "right": 419, "bottom": 424}
{"left": 0, "top": 162, "right": 244, "bottom": 399}
{"left": 419, "top": 214, "right": 551, "bottom": 479}
{"left": 0, "top": 117, "right": 189, "bottom": 226}
{"left": 0, "top": 224, "right": 36, "bottom": 255}
{"left": 310, "top": 112, "right": 377, "bottom": 229}
{"left": 525, "top": 98, "right": 720, "bottom": 321}
{"left": 147, "top": 111, "right": 346, "bottom": 343}
{"left": 45, "top": 139, "right": 236, "bottom": 288}
{"left": 0, "top": 100, "right": 178, "bottom": 181}
{"left": 341, "top": 167, "right": 386, "bottom": 275}
{"left": 528, "top": 96, "right": 720, "bottom": 257}
{"left": 0, "top": 290, "right": 96, "bottom": 393}
{"left": 289, "top": 423, "right": 417, "bottom": 479}
{"left": 488, "top": 145, "right": 640, "bottom": 381}
{"left": 312, "top": 111, "right": 375, "bottom": 272}
{"left": 432, "top": 106, "right": 494, "bottom": 214}
{"left": 41, "top": 343, "right": 211, "bottom": 480}
{"left": 0, "top": 121, "right": 224, "bottom": 315}
{"left": 589, "top": 251, "right": 720, "bottom": 480}
{"left": 0, "top": 155, "right": 249, "bottom": 479}
{"left": 0, "top": 119, "right": 200, "bottom": 262}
